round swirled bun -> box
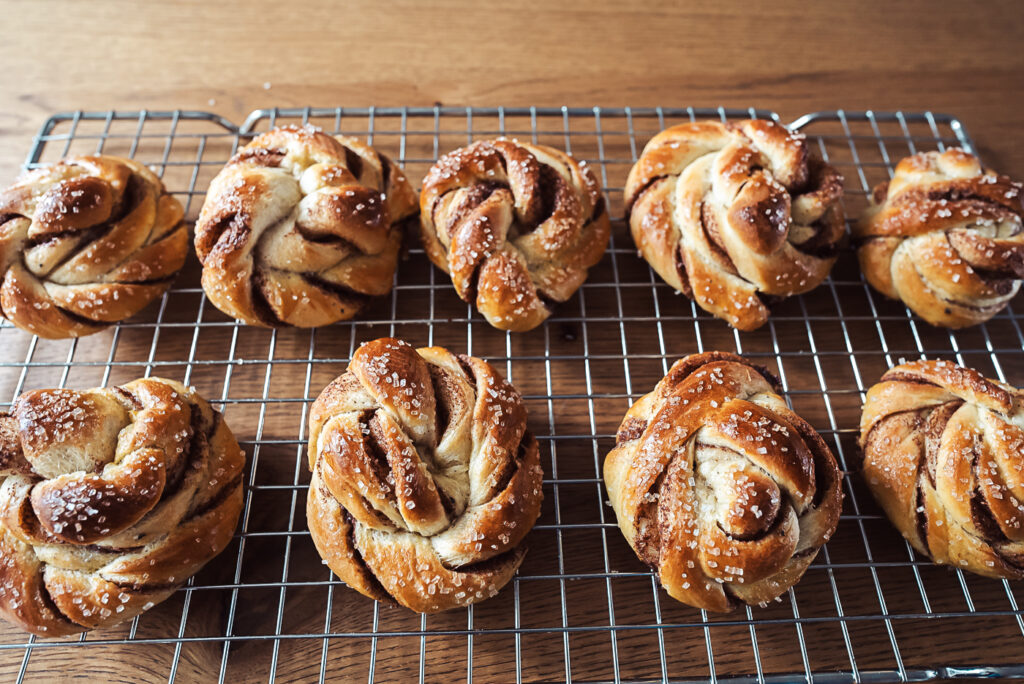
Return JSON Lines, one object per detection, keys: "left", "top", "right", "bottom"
{"left": 603, "top": 351, "right": 843, "bottom": 611}
{"left": 0, "top": 156, "right": 187, "bottom": 338}
{"left": 854, "top": 148, "right": 1024, "bottom": 328}
{"left": 306, "top": 337, "right": 543, "bottom": 612}
{"left": 624, "top": 120, "right": 845, "bottom": 331}
{"left": 860, "top": 359, "right": 1024, "bottom": 578}
{"left": 194, "top": 125, "right": 418, "bottom": 328}
{"left": 419, "top": 139, "right": 609, "bottom": 332}
{"left": 0, "top": 378, "right": 244, "bottom": 636}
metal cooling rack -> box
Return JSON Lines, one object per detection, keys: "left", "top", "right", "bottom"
{"left": 0, "top": 106, "right": 1022, "bottom": 683}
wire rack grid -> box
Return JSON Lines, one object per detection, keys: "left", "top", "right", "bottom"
{"left": 0, "top": 105, "right": 1022, "bottom": 683}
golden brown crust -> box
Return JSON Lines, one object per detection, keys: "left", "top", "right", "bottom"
{"left": 603, "top": 351, "right": 843, "bottom": 612}
{"left": 306, "top": 337, "right": 543, "bottom": 612}
{"left": 624, "top": 120, "right": 845, "bottom": 331}
{"left": 0, "top": 156, "right": 187, "bottom": 338}
{"left": 859, "top": 359, "right": 1024, "bottom": 578}
{"left": 0, "top": 378, "right": 244, "bottom": 637}
{"left": 194, "top": 125, "right": 418, "bottom": 328}
{"left": 853, "top": 148, "right": 1024, "bottom": 328}
{"left": 419, "top": 139, "right": 610, "bottom": 332}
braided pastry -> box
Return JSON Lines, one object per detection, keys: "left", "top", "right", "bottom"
{"left": 419, "top": 139, "right": 610, "bottom": 332}
{"left": 854, "top": 148, "right": 1024, "bottom": 328}
{"left": 0, "top": 378, "right": 244, "bottom": 636}
{"left": 195, "top": 125, "right": 418, "bottom": 327}
{"left": 0, "top": 156, "right": 188, "bottom": 338}
{"left": 307, "top": 337, "right": 543, "bottom": 612}
{"left": 624, "top": 120, "right": 845, "bottom": 331}
{"left": 860, "top": 360, "right": 1024, "bottom": 579}
{"left": 604, "top": 352, "right": 843, "bottom": 611}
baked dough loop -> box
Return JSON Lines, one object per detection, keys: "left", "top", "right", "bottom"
{"left": 0, "top": 156, "right": 187, "bottom": 338}
{"left": 195, "top": 125, "right": 418, "bottom": 327}
{"left": 0, "top": 378, "right": 244, "bottom": 637}
{"left": 860, "top": 360, "right": 1024, "bottom": 579}
{"left": 624, "top": 120, "right": 845, "bottom": 331}
{"left": 419, "top": 139, "right": 610, "bottom": 332}
{"left": 307, "top": 337, "right": 543, "bottom": 612}
{"left": 854, "top": 148, "right": 1024, "bottom": 328}
{"left": 603, "top": 352, "right": 843, "bottom": 611}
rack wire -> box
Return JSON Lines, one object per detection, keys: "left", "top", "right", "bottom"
{"left": 0, "top": 106, "right": 1022, "bottom": 683}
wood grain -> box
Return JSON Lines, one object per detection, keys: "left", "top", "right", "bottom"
{"left": 2, "top": 0, "right": 1024, "bottom": 180}
{"left": 0, "top": 1, "right": 1022, "bottom": 682}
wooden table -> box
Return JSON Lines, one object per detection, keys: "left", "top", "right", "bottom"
{"left": 2, "top": 0, "right": 1024, "bottom": 180}
{"left": 1, "top": 2, "right": 1022, "bottom": 682}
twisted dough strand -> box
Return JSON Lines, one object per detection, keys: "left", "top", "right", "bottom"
{"left": 624, "top": 120, "right": 845, "bottom": 331}
{"left": 604, "top": 352, "right": 843, "bottom": 611}
{"left": 307, "top": 338, "right": 543, "bottom": 612}
{"left": 420, "top": 139, "right": 610, "bottom": 332}
{"left": 0, "top": 378, "right": 244, "bottom": 636}
{"left": 195, "top": 125, "right": 418, "bottom": 327}
{"left": 854, "top": 148, "right": 1024, "bottom": 328}
{"left": 0, "top": 156, "right": 187, "bottom": 338}
{"left": 860, "top": 360, "right": 1024, "bottom": 578}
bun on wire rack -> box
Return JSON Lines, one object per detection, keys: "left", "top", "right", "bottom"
{"left": 194, "top": 125, "right": 418, "bottom": 328}
{"left": 0, "top": 378, "right": 244, "bottom": 636}
{"left": 0, "top": 155, "right": 188, "bottom": 338}
{"left": 860, "top": 359, "right": 1024, "bottom": 579}
{"left": 624, "top": 119, "right": 845, "bottom": 331}
{"left": 306, "top": 337, "right": 543, "bottom": 612}
{"left": 419, "top": 138, "right": 610, "bottom": 332}
{"left": 603, "top": 352, "right": 843, "bottom": 611}
{"left": 854, "top": 148, "right": 1024, "bottom": 328}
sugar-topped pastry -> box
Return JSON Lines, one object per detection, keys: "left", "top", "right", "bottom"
{"left": 194, "top": 125, "right": 418, "bottom": 327}
{"left": 306, "top": 338, "right": 543, "bottom": 612}
{"left": 603, "top": 352, "right": 843, "bottom": 611}
{"left": 854, "top": 148, "right": 1024, "bottom": 328}
{"left": 419, "top": 139, "right": 610, "bottom": 332}
{"left": 860, "top": 359, "right": 1024, "bottom": 578}
{"left": 624, "top": 120, "right": 845, "bottom": 331}
{"left": 0, "top": 378, "right": 244, "bottom": 636}
{"left": 0, "top": 156, "right": 187, "bottom": 338}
